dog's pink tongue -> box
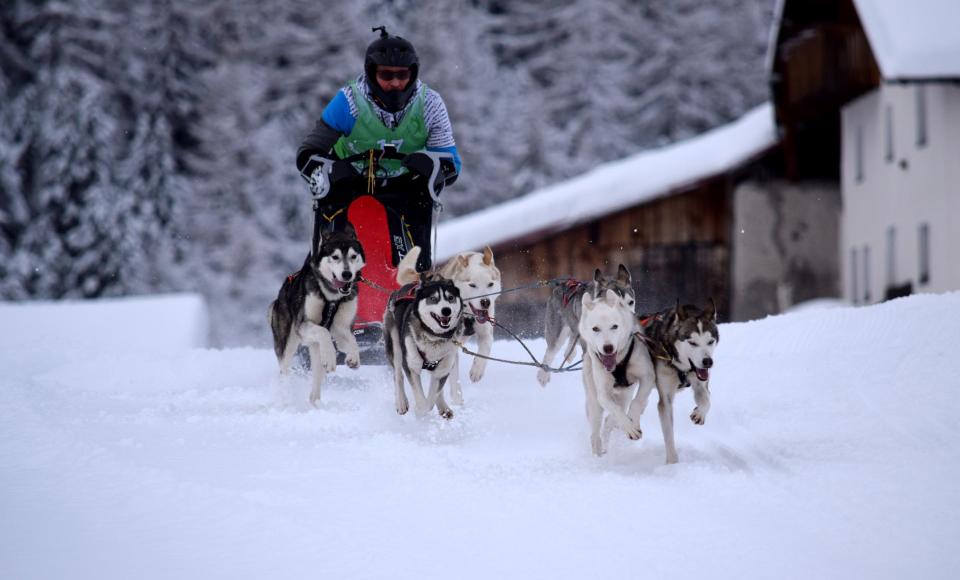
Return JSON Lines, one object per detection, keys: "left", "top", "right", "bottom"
{"left": 331, "top": 278, "right": 346, "bottom": 289}
{"left": 695, "top": 367, "right": 709, "bottom": 381}
{"left": 470, "top": 306, "right": 490, "bottom": 323}
{"left": 599, "top": 353, "right": 618, "bottom": 372}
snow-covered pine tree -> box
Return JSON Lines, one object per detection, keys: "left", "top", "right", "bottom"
{"left": 0, "top": 2, "right": 129, "bottom": 298}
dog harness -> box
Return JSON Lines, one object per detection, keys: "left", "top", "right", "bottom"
{"left": 561, "top": 279, "right": 584, "bottom": 308}
{"left": 611, "top": 338, "right": 637, "bottom": 388}
{"left": 284, "top": 267, "right": 345, "bottom": 330}
{"left": 635, "top": 315, "right": 693, "bottom": 390}
{"left": 319, "top": 300, "right": 341, "bottom": 329}
{"left": 391, "top": 282, "right": 454, "bottom": 371}
{"left": 419, "top": 351, "right": 440, "bottom": 371}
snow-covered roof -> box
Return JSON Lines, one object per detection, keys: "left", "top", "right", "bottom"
{"left": 852, "top": 0, "right": 960, "bottom": 80}
{"left": 436, "top": 103, "right": 776, "bottom": 260}
{"left": 768, "top": 0, "right": 960, "bottom": 81}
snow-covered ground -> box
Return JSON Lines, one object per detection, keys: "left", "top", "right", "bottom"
{"left": 2, "top": 292, "right": 959, "bottom": 579}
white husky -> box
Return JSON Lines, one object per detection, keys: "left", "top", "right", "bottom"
{"left": 438, "top": 246, "right": 502, "bottom": 404}
{"left": 578, "top": 290, "right": 656, "bottom": 456}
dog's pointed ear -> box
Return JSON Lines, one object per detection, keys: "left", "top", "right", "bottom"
{"left": 704, "top": 298, "right": 717, "bottom": 322}
{"left": 458, "top": 255, "right": 470, "bottom": 269}
{"left": 581, "top": 292, "right": 595, "bottom": 311}
{"left": 603, "top": 289, "right": 618, "bottom": 307}
{"left": 675, "top": 299, "right": 686, "bottom": 322}
{"left": 617, "top": 264, "right": 631, "bottom": 284}
{"left": 482, "top": 246, "right": 494, "bottom": 266}
{"left": 342, "top": 221, "right": 357, "bottom": 238}
{"left": 594, "top": 269, "right": 603, "bottom": 284}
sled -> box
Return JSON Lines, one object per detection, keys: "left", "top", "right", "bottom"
{"left": 302, "top": 147, "right": 456, "bottom": 363}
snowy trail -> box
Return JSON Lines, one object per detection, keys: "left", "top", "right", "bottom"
{"left": 2, "top": 294, "right": 960, "bottom": 579}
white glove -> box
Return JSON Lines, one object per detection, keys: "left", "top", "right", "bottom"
{"left": 308, "top": 160, "right": 337, "bottom": 199}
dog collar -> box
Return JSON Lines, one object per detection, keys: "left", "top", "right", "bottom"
{"left": 669, "top": 359, "right": 692, "bottom": 389}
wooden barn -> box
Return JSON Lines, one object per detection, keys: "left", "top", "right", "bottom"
{"left": 435, "top": 107, "right": 780, "bottom": 333}
{"left": 437, "top": 0, "right": 960, "bottom": 336}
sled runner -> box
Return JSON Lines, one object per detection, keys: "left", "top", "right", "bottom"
{"left": 301, "top": 146, "right": 457, "bottom": 361}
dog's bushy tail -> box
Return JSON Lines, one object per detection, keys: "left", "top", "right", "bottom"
{"left": 396, "top": 246, "right": 422, "bottom": 286}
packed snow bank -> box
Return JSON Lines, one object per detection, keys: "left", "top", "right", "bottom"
{"left": 1, "top": 292, "right": 959, "bottom": 580}
{"left": 0, "top": 293, "right": 209, "bottom": 355}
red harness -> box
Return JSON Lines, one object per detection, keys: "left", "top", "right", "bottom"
{"left": 394, "top": 283, "right": 419, "bottom": 303}
{"left": 561, "top": 279, "right": 584, "bottom": 308}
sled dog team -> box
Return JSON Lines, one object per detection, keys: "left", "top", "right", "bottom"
{"left": 268, "top": 231, "right": 718, "bottom": 464}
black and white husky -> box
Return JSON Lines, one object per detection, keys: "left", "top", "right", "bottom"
{"left": 579, "top": 289, "right": 656, "bottom": 456}
{"left": 267, "top": 224, "right": 366, "bottom": 406}
{"left": 384, "top": 246, "right": 467, "bottom": 419}
{"left": 537, "top": 265, "right": 636, "bottom": 386}
{"left": 628, "top": 300, "right": 719, "bottom": 464}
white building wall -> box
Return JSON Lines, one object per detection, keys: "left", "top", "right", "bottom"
{"left": 841, "top": 83, "right": 960, "bottom": 304}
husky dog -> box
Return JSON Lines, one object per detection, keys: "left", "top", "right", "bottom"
{"left": 267, "top": 223, "right": 366, "bottom": 406}
{"left": 537, "top": 265, "right": 636, "bottom": 386}
{"left": 384, "top": 246, "right": 467, "bottom": 419}
{"left": 627, "top": 300, "right": 718, "bottom": 464}
{"left": 437, "top": 246, "right": 502, "bottom": 404}
{"left": 579, "top": 290, "right": 656, "bottom": 456}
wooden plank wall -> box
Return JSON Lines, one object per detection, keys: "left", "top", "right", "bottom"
{"left": 485, "top": 177, "right": 733, "bottom": 335}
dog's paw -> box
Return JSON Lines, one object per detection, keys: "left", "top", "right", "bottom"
{"left": 395, "top": 394, "right": 409, "bottom": 415}
{"left": 344, "top": 351, "right": 360, "bottom": 369}
{"left": 438, "top": 407, "right": 454, "bottom": 420}
{"left": 536, "top": 368, "right": 551, "bottom": 387}
{"left": 690, "top": 408, "right": 707, "bottom": 425}
{"left": 469, "top": 359, "right": 486, "bottom": 383}
{"left": 309, "top": 387, "right": 321, "bottom": 408}
{"left": 624, "top": 422, "right": 642, "bottom": 441}
{"left": 591, "top": 435, "right": 606, "bottom": 457}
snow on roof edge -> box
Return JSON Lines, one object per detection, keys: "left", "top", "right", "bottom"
{"left": 436, "top": 103, "right": 777, "bottom": 260}
{"left": 852, "top": 0, "right": 960, "bottom": 80}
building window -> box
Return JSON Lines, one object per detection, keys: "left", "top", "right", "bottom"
{"left": 916, "top": 85, "right": 928, "bottom": 147}
{"left": 886, "top": 226, "right": 897, "bottom": 286}
{"left": 863, "top": 244, "right": 871, "bottom": 303}
{"left": 919, "top": 223, "right": 930, "bottom": 285}
{"left": 884, "top": 105, "right": 895, "bottom": 163}
{"left": 855, "top": 125, "right": 864, "bottom": 183}
{"left": 851, "top": 247, "right": 859, "bottom": 304}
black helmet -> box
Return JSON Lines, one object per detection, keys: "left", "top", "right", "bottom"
{"left": 364, "top": 26, "right": 419, "bottom": 113}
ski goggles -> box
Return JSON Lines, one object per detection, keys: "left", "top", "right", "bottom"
{"left": 376, "top": 69, "right": 411, "bottom": 82}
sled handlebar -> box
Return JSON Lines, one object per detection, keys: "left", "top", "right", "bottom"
{"left": 301, "top": 146, "right": 456, "bottom": 205}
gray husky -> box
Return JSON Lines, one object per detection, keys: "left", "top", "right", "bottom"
{"left": 537, "top": 265, "right": 636, "bottom": 386}
{"left": 627, "top": 299, "right": 719, "bottom": 464}
{"left": 267, "top": 223, "right": 366, "bottom": 406}
{"left": 384, "top": 247, "right": 468, "bottom": 420}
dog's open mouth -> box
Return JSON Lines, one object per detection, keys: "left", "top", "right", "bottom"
{"left": 690, "top": 361, "right": 710, "bottom": 382}
{"left": 469, "top": 305, "right": 491, "bottom": 324}
{"left": 431, "top": 312, "right": 452, "bottom": 329}
{"left": 598, "top": 351, "right": 618, "bottom": 372}
{"left": 330, "top": 278, "right": 352, "bottom": 295}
